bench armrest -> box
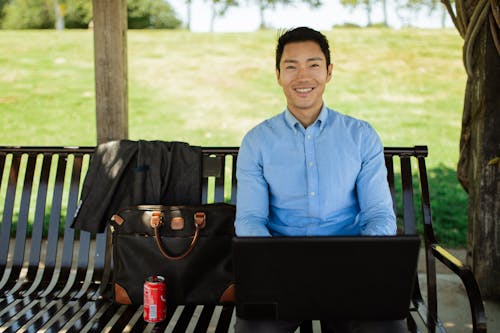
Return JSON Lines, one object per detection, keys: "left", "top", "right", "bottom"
{"left": 430, "top": 244, "right": 487, "bottom": 333}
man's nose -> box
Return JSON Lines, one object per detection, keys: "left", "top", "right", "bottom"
{"left": 296, "top": 66, "right": 309, "bottom": 80}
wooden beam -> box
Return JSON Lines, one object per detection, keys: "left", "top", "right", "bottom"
{"left": 92, "top": 0, "right": 128, "bottom": 144}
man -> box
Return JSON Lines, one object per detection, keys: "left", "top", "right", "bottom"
{"left": 234, "top": 27, "right": 407, "bottom": 333}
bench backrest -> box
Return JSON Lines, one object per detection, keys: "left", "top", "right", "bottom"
{"left": 0, "top": 145, "right": 435, "bottom": 286}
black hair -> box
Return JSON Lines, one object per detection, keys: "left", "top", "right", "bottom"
{"left": 275, "top": 27, "right": 331, "bottom": 72}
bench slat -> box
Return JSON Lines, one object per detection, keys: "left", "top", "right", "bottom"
{"left": 27, "top": 154, "right": 51, "bottom": 281}
{"left": 384, "top": 155, "right": 397, "bottom": 217}
{"left": 64, "top": 299, "right": 112, "bottom": 332}
{"left": 400, "top": 156, "right": 417, "bottom": 235}
{"left": 0, "top": 155, "right": 21, "bottom": 287}
{"left": 44, "top": 156, "right": 67, "bottom": 270}
{"left": 12, "top": 154, "right": 37, "bottom": 269}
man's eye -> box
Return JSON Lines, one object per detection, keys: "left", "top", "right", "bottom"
{"left": 286, "top": 66, "right": 296, "bottom": 70}
{"left": 311, "top": 63, "right": 320, "bottom": 68}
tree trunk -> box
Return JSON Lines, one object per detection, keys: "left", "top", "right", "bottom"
{"left": 366, "top": 0, "right": 372, "bottom": 26}
{"left": 186, "top": 0, "right": 192, "bottom": 31}
{"left": 210, "top": 4, "right": 216, "bottom": 33}
{"left": 459, "top": 4, "right": 500, "bottom": 298}
{"left": 382, "top": 0, "right": 388, "bottom": 27}
{"left": 92, "top": 0, "right": 129, "bottom": 144}
{"left": 54, "top": 0, "right": 64, "bottom": 30}
{"left": 259, "top": 2, "right": 266, "bottom": 30}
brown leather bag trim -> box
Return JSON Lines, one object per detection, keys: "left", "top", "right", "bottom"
{"left": 111, "top": 214, "right": 124, "bottom": 225}
{"left": 194, "top": 212, "right": 206, "bottom": 229}
{"left": 170, "top": 216, "right": 185, "bottom": 230}
{"left": 150, "top": 211, "right": 163, "bottom": 228}
{"left": 114, "top": 283, "right": 132, "bottom": 304}
{"left": 219, "top": 283, "right": 235, "bottom": 303}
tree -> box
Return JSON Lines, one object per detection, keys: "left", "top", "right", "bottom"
{"left": 65, "top": 0, "right": 93, "bottom": 28}
{"left": 127, "top": 0, "right": 181, "bottom": 29}
{"left": 207, "top": 0, "right": 238, "bottom": 32}
{"left": 252, "top": 0, "right": 322, "bottom": 30}
{"left": 1, "top": 0, "right": 54, "bottom": 29}
{"left": 54, "top": 0, "right": 64, "bottom": 30}
{"left": 185, "top": 0, "right": 193, "bottom": 30}
{"left": 340, "top": 0, "right": 374, "bottom": 26}
{"left": 442, "top": 0, "right": 500, "bottom": 299}
{"left": 340, "top": 0, "right": 389, "bottom": 27}
{"left": 0, "top": 0, "right": 8, "bottom": 22}
{"left": 396, "top": 0, "right": 444, "bottom": 27}
{"left": 1, "top": 0, "right": 181, "bottom": 29}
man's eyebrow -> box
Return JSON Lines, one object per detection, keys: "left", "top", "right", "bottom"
{"left": 307, "top": 57, "right": 324, "bottom": 62}
{"left": 282, "top": 57, "right": 324, "bottom": 63}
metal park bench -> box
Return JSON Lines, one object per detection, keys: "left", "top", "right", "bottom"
{"left": 0, "top": 145, "right": 487, "bottom": 332}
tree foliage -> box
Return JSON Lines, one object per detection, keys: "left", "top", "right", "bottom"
{"left": 208, "top": 0, "right": 238, "bottom": 16}
{"left": 0, "top": 0, "right": 9, "bottom": 21}
{"left": 128, "top": 0, "right": 181, "bottom": 29}
{"left": 253, "top": 0, "right": 322, "bottom": 29}
{"left": 396, "top": 0, "right": 444, "bottom": 26}
{"left": 339, "top": 0, "right": 383, "bottom": 26}
{"left": 206, "top": 0, "right": 238, "bottom": 32}
{"left": 1, "top": 0, "right": 54, "bottom": 29}
{"left": 192, "top": 0, "right": 322, "bottom": 31}
{"left": 65, "top": 0, "right": 93, "bottom": 28}
{"left": 339, "top": 0, "right": 445, "bottom": 27}
{"left": 1, "top": 0, "right": 182, "bottom": 29}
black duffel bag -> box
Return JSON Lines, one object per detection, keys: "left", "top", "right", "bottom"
{"left": 110, "top": 203, "right": 235, "bottom": 305}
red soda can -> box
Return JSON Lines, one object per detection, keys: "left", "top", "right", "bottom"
{"left": 144, "top": 275, "right": 167, "bottom": 322}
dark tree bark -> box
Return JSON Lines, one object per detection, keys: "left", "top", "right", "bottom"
{"left": 445, "top": 0, "right": 500, "bottom": 299}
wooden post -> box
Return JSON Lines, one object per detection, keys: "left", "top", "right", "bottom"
{"left": 92, "top": 0, "right": 128, "bottom": 144}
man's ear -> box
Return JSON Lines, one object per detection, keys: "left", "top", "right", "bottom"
{"left": 326, "top": 63, "right": 333, "bottom": 82}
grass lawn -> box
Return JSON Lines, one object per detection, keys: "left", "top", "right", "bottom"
{"left": 0, "top": 28, "right": 469, "bottom": 246}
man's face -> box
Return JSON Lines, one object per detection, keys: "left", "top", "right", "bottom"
{"left": 276, "top": 41, "right": 333, "bottom": 119}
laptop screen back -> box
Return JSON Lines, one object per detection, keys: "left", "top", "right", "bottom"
{"left": 233, "top": 235, "right": 420, "bottom": 321}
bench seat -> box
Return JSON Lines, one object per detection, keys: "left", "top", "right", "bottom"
{"left": 0, "top": 145, "right": 487, "bottom": 332}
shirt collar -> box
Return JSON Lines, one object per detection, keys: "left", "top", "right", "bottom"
{"left": 284, "top": 104, "right": 329, "bottom": 134}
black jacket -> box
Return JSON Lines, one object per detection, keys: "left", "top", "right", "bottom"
{"left": 72, "top": 140, "right": 201, "bottom": 233}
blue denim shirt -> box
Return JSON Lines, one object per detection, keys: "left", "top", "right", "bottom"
{"left": 235, "top": 106, "right": 396, "bottom": 237}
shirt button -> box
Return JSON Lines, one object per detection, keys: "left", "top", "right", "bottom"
{"left": 310, "top": 192, "right": 316, "bottom": 196}
{"left": 309, "top": 162, "right": 314, "bottom": 167}
{"left": 307, "top": 135, "right": 312, "bottom": 140}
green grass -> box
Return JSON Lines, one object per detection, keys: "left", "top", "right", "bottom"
{"left": 0, "top": 28, "right": 468, "bottom": 246}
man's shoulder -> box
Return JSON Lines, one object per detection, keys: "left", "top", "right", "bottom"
{"left": 328, "top": 109, "right": 369, "bottom": 126}
{"left": 244, "top": 112, "right": 286, "bottom": 138}
{"left": 327, "top": 108, "right": 372, "bottom": 130}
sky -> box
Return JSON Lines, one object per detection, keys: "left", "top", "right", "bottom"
{"left": 167, "top": 0, "right": 453, "bottom": 32}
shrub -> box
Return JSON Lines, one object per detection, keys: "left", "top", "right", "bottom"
{"left": 2, "top": 0, "right": 54, "bottom": 29}
{"left": 65, "top": 0, "right": 93, "bottom": 29}
{"left": 128, "top": 0, "right": 181, "bottom": 29}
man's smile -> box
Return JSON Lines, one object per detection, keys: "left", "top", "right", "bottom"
{"left": 294, "top": 87, "right": 314, "bottom": 93}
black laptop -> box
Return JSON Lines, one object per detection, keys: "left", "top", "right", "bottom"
{"left": 232, "top": 235, "right": 420, "bottom": 321}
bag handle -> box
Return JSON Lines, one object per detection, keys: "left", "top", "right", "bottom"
{"left": 150, "top": 211, "right": 206, "bottom": 261}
